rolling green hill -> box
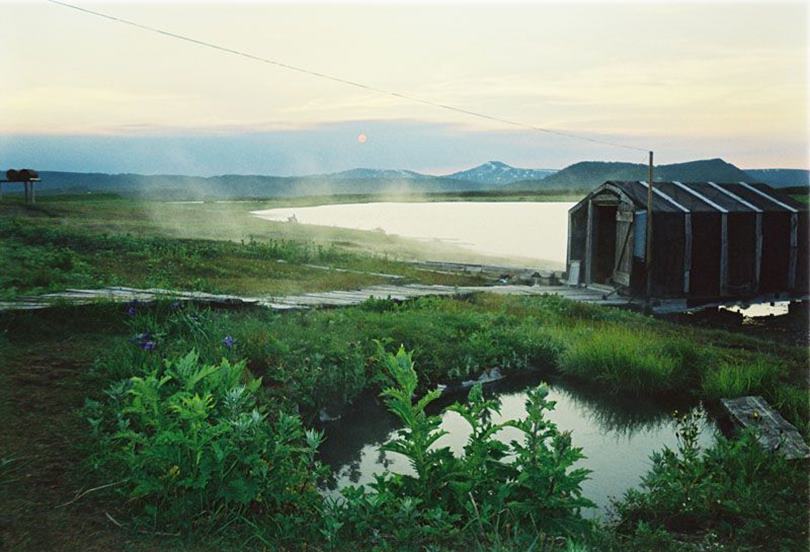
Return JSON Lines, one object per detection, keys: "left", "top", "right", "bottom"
{"left": 509, "top": 158, "right": 754, "bottom": 191}
{"left": 745, "top": 169, "right": 810, "bottom": 188}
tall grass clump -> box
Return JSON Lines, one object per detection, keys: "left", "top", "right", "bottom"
{"left": 557, "top": 326, "right": 701, "bottom": 393}
{"left": 84, "top": 350, "right": 325, "bottom": 540}
{"left": 700, "top": 358, "right": 785, "bottom": 400}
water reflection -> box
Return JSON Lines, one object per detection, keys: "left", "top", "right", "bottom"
{"left": 252, "top": 201, "right": 574, "bottom": 266}
{"left": 318, "top": 371, "right": 715, "bottom": 516}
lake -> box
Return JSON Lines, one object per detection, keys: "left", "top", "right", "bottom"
{"left": 252, "top": 201, "right": 575, "bottom": 266}
{"left": 320, "top": 373, "right": 715, "bottom": 517}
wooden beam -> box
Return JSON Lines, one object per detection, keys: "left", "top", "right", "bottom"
{"left": 720, "top": 213, "right": 729, "bottom": 296}
{"left": 721, "top": 395, "right": 810, "bottom": 460}
{"left": 566, "top": 209, "right": 573, "bottom": 273}
{"left": 684, "top": 213, "right": 692, "bottom": 294}
{"left": 754, "top": 213, "right": 763, "bottom": 292}
{"left": 584, "top": 200, "right": 594, "bottom": 285}
{"left": 788, "top": 213, "right": 798, "bottom": 290}
{"left": 645, "top": 151, "right": 654, "bottom": 299}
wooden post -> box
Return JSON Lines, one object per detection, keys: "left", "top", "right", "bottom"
{"left": 585, "top": 200, "right": 594, "bottom": 284}
{"left": 645, "top": 151, "right": 654, "bottom": 300}
{"left": 683, "top": 213, "right": 692, "bottom": 294}
{"left": 720, "top": 214, "right": 729, "bottom": 295}
{"left": 788, "top": 213, "right": 798, "bottom": 290}
{"left": 754, "top": 213, "right": 763, "bottom": 292}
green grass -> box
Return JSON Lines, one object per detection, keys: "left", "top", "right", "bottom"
{"left": 0, "top": 197, "right": 496, "bottom": 299}
{"left": 701, "top": 358, "right": 785, "bottom": 400}
{"left": 1, "top": 194, "right": 567, "bottom": 270}
{"left": 64, "top": 293, "right": 806, "bottom": 432}
{"left": 1, "top": 293, "right": 807, "bottom": 550}
{"left": 1, "top": 193, "right": 807, "bottom": 551}
{"left": 557, "top": 327, "right": 693, "bottom": 392}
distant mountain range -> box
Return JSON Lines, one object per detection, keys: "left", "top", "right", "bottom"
{"left": 446, "top": 161, "right": 557, "bottom": 185}
{"left": 313, "top": 162, "right": 557, "bottom": 185}
{"left": 6, "top": 159, "right": 807, "bottom": 199}
{"left": 321, "top": 168, "right": 432, "bottom": 180}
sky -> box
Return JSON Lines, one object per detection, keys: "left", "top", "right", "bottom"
{"left": 0, "top": 0, "right": 807, "bottom": 175}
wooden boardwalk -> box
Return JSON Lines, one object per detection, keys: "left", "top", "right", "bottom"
{"left": 721, "top": 395, "right": 810, "bottom": 460}
{"left": 0, "top": 283, "right": 633, "bottom": 313}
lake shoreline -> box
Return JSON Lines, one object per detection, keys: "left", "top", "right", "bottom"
{"left": 252, "top": 200, "right": 574, "bottom": 268}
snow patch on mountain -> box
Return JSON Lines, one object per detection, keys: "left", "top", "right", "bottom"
{"left": 445, "top": 161, "right": 556, "bottom": 185}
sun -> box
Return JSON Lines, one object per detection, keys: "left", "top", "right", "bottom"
{"left": 357, "top": 133, "right": 368, "bottom": 144}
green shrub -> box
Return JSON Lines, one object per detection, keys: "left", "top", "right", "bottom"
{"left": 331, "top": 346, "right": 594, "bottom": 549}
{"left": 612, "top": 411, "right": 809, "bottom": 549}
{"left": 85, "top": 351, "right": 325, "bottom": 539}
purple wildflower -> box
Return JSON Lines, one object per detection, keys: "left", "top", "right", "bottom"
{"left": 125, "top": 301, "right": 138, "bottom": 317}
{"left": 169, "top": 301, "right": 182, "bottom": 311}
{"left": 222, "top": 335, "right": 235, "bottom": 349}
{"left": 139, "top": 340, "right": 156, "bottom": 352}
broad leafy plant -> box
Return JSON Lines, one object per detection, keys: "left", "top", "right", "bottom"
{"left": 332, "top": 345, "right": 594, "bottom": 549}
{"left": 85, "top": 350, "right": 325, "bottom": 539}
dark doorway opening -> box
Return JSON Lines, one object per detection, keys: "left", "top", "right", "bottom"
{"left": 592, "top": 205, "right": 617, "bottom": 284}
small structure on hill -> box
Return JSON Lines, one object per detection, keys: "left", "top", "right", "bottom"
{"left": 1, "top": 168, "right": 41, "bottom": 204}
{"left": 567, "top": 181, "right": 808, "bottom": 301}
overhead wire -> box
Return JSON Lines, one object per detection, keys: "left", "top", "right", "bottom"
{"left": 46, "top": 0, "right": 650, "bottom": 154}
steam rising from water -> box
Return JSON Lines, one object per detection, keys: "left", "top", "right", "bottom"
{"left": 252, "top": 201, "right": 573, "bottom": 268}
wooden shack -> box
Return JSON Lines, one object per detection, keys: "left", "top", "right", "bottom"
{"left": 567, "top": 181, "right": 808, "bottom": 300}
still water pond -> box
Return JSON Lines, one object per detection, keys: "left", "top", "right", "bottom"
{"left": 320, "top": 374, "right": 715, "bottom": 518}
{"left": 252, "top": 201, "right": 574, "bottom": 265}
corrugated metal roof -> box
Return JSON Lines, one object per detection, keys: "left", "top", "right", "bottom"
{"left": 573, "top": 181, "right": 807, "bottom": 214}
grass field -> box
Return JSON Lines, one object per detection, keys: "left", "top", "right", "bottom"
{"left": 1, "top": 193, "right": 808, "bottom": 551}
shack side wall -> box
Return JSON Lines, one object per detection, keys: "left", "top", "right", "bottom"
{"left": 726, "top": 212, "right": 757, "bottom": 295}
{"left": 760, "top": 212, "right": 791, "bottom": 292}
{"left": 688, "top": 212, "right": 725, "bottom": 298}
{"left": 650, "top": 213, "right": 686, "bottom": 297}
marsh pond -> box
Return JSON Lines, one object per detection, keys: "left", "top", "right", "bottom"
{"left": 319, "top": 374, "right": 715, "bottom": 517}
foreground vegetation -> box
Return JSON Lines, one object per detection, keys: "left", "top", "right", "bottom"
{"left": 1, "top": 195, "right": 807, "bottom": 550}
{"left": 2, "top": 294, "right": 807, "bottom": 550}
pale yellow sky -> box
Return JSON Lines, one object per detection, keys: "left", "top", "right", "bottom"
{"left": 0, "top": 1, "right": 807, "bottom": 171}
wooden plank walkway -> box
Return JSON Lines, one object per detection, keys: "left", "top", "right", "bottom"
{"left": 0, "top": 283, "right": 633, "bottom": 313}
{"left": 721, "top": 395, "right": 810, "bottom": 460}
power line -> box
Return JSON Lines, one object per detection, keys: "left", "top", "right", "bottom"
{"left": 47, "top": 0, "right": 649, "bottom": 154}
